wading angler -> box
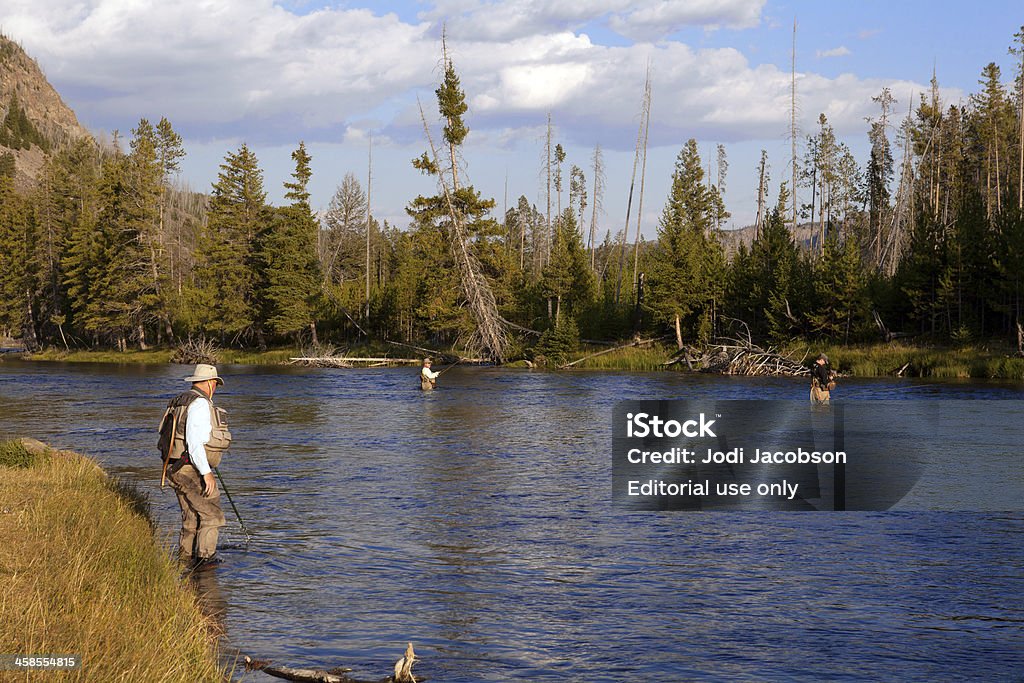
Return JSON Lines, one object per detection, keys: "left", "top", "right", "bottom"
{"left": 157, "top": 364, "right": 232, "bottom": 567}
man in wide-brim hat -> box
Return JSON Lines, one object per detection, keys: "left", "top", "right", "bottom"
{"left": 161, "top": 363, "right": 232, "bottom": 567}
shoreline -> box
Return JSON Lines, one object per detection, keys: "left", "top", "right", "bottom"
{"left": 0, "top": 438, "right": 225, "bottom": 682}
{"left": 8, "top": 340, "right": 1024, "bottom": 380}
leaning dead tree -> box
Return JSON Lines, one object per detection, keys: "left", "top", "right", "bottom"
{"left": 414, "top": 36, "right": 508, "bottom": 363}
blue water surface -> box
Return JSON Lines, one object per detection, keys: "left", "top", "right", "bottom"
{"left": 0, "top": 361, "right": 1021, "bottom": 682}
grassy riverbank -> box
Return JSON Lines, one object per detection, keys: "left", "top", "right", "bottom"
{"left": 13, "top": 340, "right": 1024, "bottom": 380}
{"left": 811, "top": 341, "right": 1024, "bottom": 380}
{"left": 21, "top": 347, "right": 300, "bottom": 365}
{"left": 0, "top": 439, "right": 224, "bottom": 682}
{"left": 561, "top": 340, "right": 1024, "bottom": 379}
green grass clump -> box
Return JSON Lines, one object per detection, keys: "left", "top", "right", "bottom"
{"left": 0, "top": 439, "right": 36, "bottom": 467}
{"left": 563, "top": 343, "right": 675, "bottom": 371}
{"left": 26, "top": 348, "right": 174, "bottom": 364}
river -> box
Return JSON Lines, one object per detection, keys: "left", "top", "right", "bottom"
{"left": 1, "top": 360, "right": 1022, "bottom": 681}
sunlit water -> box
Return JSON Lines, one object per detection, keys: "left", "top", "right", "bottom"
{"left": 1, "top": 360, "right": 1022, "bottom": 681}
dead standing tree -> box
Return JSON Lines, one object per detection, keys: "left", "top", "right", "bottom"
{"left": 414, "top": 37, "right": 508, "bottom": 363}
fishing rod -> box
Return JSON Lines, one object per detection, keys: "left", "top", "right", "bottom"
{"left": 214, "top": 466, "right": 252, "bottom": 544}
{"left": 435, "top": 354, "right": 466, "bottom": 377}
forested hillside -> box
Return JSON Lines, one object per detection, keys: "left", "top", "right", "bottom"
{"left": 1, "top": 29, "right": 1023, "bottom": 360}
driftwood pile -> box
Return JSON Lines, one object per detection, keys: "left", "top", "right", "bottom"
{"left": 663, "top": 320, "right": 810, "bottom": 377}
{"left": 672, "top": 341, "right": 810, "bottom": 376}
{"left": 173, "top": 337, "right": 220, "bottom": 365}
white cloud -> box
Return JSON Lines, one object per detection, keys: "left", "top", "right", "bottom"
{"left": 2, "top": 0, "right": 954, "bottom": 153}
{"left": 427, "top": 0, "right": 767, "bottom": 42}
{"left": 608, "top": 0, "right": 766, "bottom": 41}
{"left": 3, "top": 0, "right": 435, "bottom": 138}
{"left": 816, "top": 46, "right": 851, "bottom": 59}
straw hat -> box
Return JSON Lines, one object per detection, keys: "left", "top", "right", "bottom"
{"left": 184, "top": 363, "right": 224, "bottom": 386}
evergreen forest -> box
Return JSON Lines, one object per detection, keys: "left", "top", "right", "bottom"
{"left": 2, "top": 28, "right": 1024, "bottom": 364}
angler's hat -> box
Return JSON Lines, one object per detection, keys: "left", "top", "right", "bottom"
{"left": 817, "top": 353, "right": 829, "bottom": 363}
{"left": 423, "top": 358, "right": 432, "bottom": 365}
{"left": 185, "top": 363, "right": 224, "bottom": 386}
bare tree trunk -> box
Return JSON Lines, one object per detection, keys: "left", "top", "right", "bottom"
{"left": 791, "top": 19, "right": 798, "bottom": 232}
{"left": 755, "top": 151, "right": 767, "bottom": 238}
{"left": 519, "top": 210, "right": 525, "bottom": 271}
{"left": 674, "top": 314, "right": 683, "bottom": 350}
{"left": 819, "top": 174, "right": 826, "bottom": 251}
{"left": 589, "top": 144, "right": 603, "bottom": 273}
{"left": 632, "top": 69, "right": 652, "bottom": 285}
{"left": 545, "top": 112, "right": 552, "bottom": 266}
{"left": 617, "top": 88, "right": 647, "bottom": 304}
{"left": 365, "top": 135, "right": 372, "bottom": 319}
{"left": 808, "top": 164, "right": 816, "bottom": 250}
{"left": 987, "top": 149, "right": 993, "bottom": 220}
{"left": 995, "top": 134, "right": 1002, "bottom": 215}
{"left": 1019, "top": 61, "right": 1024, "bottom": 210}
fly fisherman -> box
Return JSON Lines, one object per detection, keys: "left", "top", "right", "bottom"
{"left": 421, "top": 358, "right": 440, "bottom": 391}
{"left": 158, "top": 364, "right": 232, "bottom": 567}
{"left": 809, "top": 353, "right": 836, "bottom": 404}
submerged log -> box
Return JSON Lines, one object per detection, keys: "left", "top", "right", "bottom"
{"left": 246, "top": 642, "right": 420, "bottom": 683}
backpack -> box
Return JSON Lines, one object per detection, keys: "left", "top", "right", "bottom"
{"left": 156, "top": 389, "right": 204, "bottom": 461}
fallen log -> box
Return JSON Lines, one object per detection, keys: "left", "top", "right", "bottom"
{"left": 559, "top": 335, "right": 670, "bottom": 369}
{"left": 289, "top": 357, "right": 427, "bottom": 368}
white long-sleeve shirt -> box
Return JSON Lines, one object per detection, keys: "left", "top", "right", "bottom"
{"left": 185, "top": 396, "right": 213, "bottom": 475}
{"left": 422, "top": 366, "right": 439, "bottom": 380}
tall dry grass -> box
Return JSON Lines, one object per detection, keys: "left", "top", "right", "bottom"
{"left": 0, "top": 440, "right": 224, "bottom": 682}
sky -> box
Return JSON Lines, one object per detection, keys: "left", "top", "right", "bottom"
{"left": 3, "top": 0, "right": 1023, "bottom": 237}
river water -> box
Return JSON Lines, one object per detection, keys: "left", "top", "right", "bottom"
{"left": 0, "top": 360, "right": 1022, "bottom": 681}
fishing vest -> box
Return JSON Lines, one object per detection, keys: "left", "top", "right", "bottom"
{"left": 157, "top": 389, "right": 232, "bottom": 468}
{"left": 420, "top": 369, "right": 435, "bottom": 391}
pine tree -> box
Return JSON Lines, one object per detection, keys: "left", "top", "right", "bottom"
{"left": 542, "top": 208, "right": 594, "bottom": 324}
{"left": 645, "top": 139, "right": 724, "bottom": 346}
{"left": 809, "top": 233, "right": 871, "bottom": 341}
{"left": 188, "top": 144, "right": 268, "bottom": 341}
{"left": 259, "top": 142, "right": 322, "bottom": 341}
{"left": 0, "top": 176, "right": 29, "bottom": 338}
{"left": 322, "top": 173, "right": 367, "bottom": 283}
{"left": 125, "top": 118, "right": 168, "bottom": 347}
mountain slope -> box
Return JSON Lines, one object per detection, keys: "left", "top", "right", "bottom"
{"left": 0, "top": 34, "right": 92, "bottom": 189}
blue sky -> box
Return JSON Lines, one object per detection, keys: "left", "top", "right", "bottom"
{"left": 5, "top": 0, "right": 1023, "bottom": 234}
